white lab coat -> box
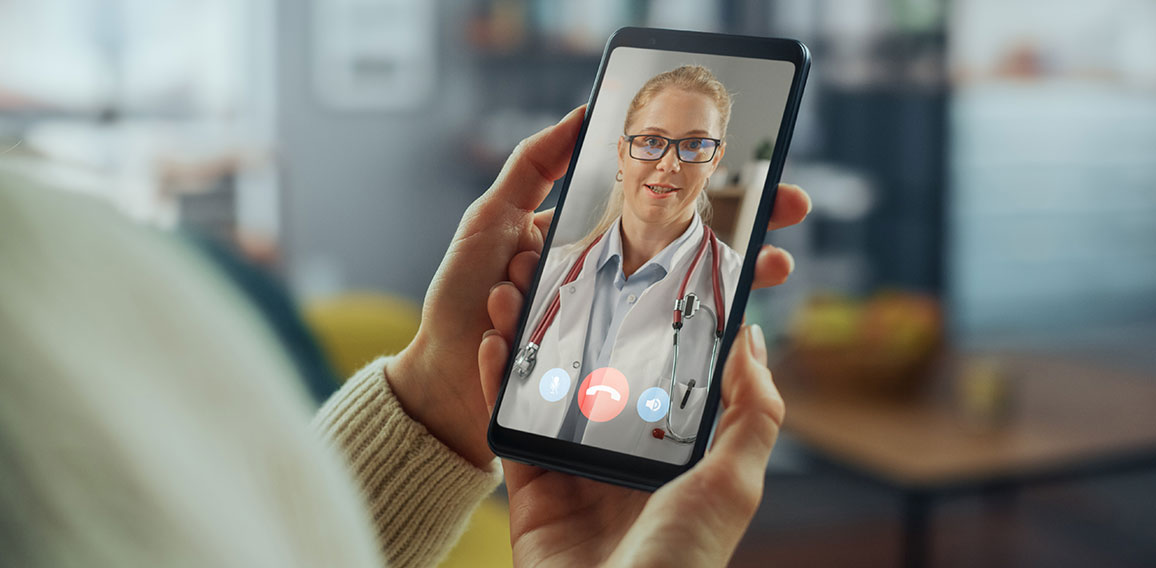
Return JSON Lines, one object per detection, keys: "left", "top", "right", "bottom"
{"left": 497, "top": 214, "right": 743, "bottom": 465}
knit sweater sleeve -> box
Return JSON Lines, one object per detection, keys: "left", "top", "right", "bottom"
{"left": 312, "top": 357, "right": 503, "bottom": 568}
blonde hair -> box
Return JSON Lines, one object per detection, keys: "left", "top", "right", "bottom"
{"left": 579, "top": 65, "right": 732, "bottom": 249}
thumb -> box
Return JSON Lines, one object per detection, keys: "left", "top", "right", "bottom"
{"left": 484, "top": 105, "right": 585, "bottom": 212}
{"left": 605, "top": 329, "right": 780, "bottom": 566}
{"left": 655, "top": 325, "right": 783, "bottom": 535}
{"left": 702, "top": 324, "right": 782, "bottom": 476}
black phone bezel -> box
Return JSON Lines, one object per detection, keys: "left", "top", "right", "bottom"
{"left": 487, "top": 26, "right": 811, "bottom": 492}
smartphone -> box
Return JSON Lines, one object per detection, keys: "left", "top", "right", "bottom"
{"left": 488, "top": 27, "right": 810, "bottom": 491}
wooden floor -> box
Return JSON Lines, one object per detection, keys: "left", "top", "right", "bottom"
{"left": 730, "top": 471, "right": 1156, "bottom": 568}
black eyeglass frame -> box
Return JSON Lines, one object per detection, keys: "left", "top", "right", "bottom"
{"left": 622, "top": 134, "right": 723, "bottom": 163}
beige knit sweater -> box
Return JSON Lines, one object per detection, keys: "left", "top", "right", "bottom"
{"left": 313, "top": 359, "right": 503, "bottom": 567}
{"left": 0, "top": 171, "right": 501, "bottom": 568}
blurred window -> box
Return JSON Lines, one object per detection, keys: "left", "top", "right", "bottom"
{"left": 950, "top": 0, "right": 1156, "bottom": 334}
{"left": 0, "top": 0, "right": 278, "bottom": 241}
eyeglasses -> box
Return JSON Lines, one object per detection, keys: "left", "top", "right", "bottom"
{"left": 623, "top": 134, "right": 721, "bottom": 163}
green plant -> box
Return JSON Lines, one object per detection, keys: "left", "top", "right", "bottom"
{"left": 754, "top": 138, "right": 774, "bottom": 161}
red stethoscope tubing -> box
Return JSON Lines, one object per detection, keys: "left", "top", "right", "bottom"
{"left": 526, "top": 235, "right": 603, "bottom": 347}
{"left": 524, "top": 224, "right": 724, "bottom": 362}
{"left": 673, "top": 226, "right": 725, "bottom": 335}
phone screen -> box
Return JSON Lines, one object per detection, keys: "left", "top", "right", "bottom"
{"left": 496, "top": 45, "right": 799, "bottom": 466}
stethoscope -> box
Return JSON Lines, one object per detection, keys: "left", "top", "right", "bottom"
{"left": 512, "top": 224, "right": 725, "bottom": 445}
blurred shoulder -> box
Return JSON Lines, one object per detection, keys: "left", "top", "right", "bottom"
{"left": 0, "top": 169, "right": 381, "bottom": 567}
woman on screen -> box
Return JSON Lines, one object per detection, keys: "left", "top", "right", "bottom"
{"left": 499, "top": 65, "right": 745, "bottom": 464}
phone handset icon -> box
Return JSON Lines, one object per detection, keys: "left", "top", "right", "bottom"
{"left": 577, "top": 368, "right": 630, "bottom": 422}
{"left": 585, "top": 384, "right": 622, "bottom": 401}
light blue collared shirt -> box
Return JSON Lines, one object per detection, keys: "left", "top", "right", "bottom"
{"left": 556, "top": 215, "right": 700, "bottom": 442}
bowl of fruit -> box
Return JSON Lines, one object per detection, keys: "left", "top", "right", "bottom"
{"left": 786, "top": 291, "right": 943, "bottom": 397}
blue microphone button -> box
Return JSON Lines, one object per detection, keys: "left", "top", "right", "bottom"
{"left": 538, "top": 368, "right": 571, "bottom": 402}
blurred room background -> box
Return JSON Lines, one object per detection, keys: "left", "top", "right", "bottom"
{"left": 3, "top": 0, "right": 1154, "bottom": 566}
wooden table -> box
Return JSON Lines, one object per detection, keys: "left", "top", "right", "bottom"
{"left": 775, "top": 353, "right": 1156, "bottom": 568}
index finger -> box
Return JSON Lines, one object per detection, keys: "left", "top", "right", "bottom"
{"left": 484, "top": 106, "right": 586, "bottom": 213}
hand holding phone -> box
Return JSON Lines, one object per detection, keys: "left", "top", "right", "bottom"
{"left": 383, "top": 102, "right": 807, "bottom": 474}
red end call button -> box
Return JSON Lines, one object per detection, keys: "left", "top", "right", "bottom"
{"left": 577, "top": 367, "right": 630, "bottom": 422}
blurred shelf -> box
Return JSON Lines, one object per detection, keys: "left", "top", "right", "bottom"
{"left": 807, "top": 32, "right": 949, "bottom": 92}
{"left": 456, "top": 0, "right": 952, "bottom": 293}
{"left": 472, "top": 46, "right": 602, "bottom": 67}
{"left": 707, "top": 186, "right": 747, "bottom": 247}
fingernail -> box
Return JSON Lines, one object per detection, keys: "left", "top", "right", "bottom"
{"left": 748, "top": 324, "right": 768, "bottom": 365}
{"left": 489, "top": 281, "right": 512, "bottom": 294}
{"left": 558, "top": 105, "right": 584, "bottom": 124}
{"left": 482, "top": 329, "right": 502, "bottom": 340}
{"left": 802, "top": 189, "right": 813, "bottom": 216}
{"left": 781, "top": 247, "right": 795, "bottom": 274}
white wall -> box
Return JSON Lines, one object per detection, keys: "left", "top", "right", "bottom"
{"left": 276, "top": 1, "right": 478, "bottom": 301}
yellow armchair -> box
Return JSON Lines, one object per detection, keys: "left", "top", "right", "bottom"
{"left": 303, "top": 292, "right": 421, "bottom": 380}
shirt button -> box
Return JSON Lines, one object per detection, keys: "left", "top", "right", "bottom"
{"left": 627, "top": 294, "right": 637, "bottom": 304}
{"left": 567, "top": 285, "right": 576, "bottom": 294}
{"left": 572, "top": 361, "right": 580, "bottom": 369}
